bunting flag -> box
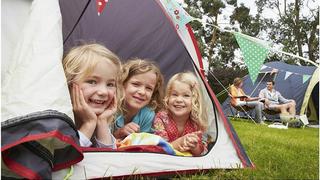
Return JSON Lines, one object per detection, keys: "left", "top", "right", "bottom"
{"left": 96, "top": 0, "right": 108, "bottom": 16}
{"left": 160, "top": 0, "right": 194, "bottom": 30}
{"left": 284, "top": 71, "right": 293, "bottom": 80}
{"left": 234, "top": 32, "right": 270, "bottom": 83}
{"left": 260, "top": 65, "right": 267, "bottom": 70}
{"left": 302, "top": 75, "right": 311, "bottom": 84}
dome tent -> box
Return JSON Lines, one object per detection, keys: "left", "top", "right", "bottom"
{"left": 222, "top": 61, "right": 319, "bottom": 122}
{"left": 1, "top": 0, "right": 253, "bottom": 179}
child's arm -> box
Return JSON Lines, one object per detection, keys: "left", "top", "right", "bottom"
{"left": 113, "top": 122, "right": 140, "bottom": 139}
{"left": 95, "top": 95, "right": 117, "bottom": 146}
{"left": 72, "top": 84, "right": 97, "bottom": 142}
{"left": 153, "top": 112, "right": 169, "bottom": 141}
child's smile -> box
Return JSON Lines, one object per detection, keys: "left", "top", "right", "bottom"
{"left": 168, "top": 81, "right": 192, "bottom": 119}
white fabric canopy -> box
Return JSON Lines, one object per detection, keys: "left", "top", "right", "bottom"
{"left": 1, "top": 0, "right": 73, "bottom": 121}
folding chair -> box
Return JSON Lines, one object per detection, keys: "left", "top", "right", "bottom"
{"left": 228, "top": 97, "right": 256, "bottom": 124}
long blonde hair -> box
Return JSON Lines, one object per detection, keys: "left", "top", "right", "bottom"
{"left": 62, "top": 43, "right": 123, "bottom": 119}
{"left": 119, "top": 58, "right": 164, "bottom": 114}
{"left": 164, "top": 72, "right": 208, "bottom": 131}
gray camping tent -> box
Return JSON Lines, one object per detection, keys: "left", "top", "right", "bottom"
{"left": 222, "top": 61, "right": 319, "bottom": 122}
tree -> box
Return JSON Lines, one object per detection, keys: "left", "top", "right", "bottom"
{"left": 256, "top": 0, "right": 319, "bottom": 65}
{"left": 184, "top": 0, "right": 318, "bottom": 98}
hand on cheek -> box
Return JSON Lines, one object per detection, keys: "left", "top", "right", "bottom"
{"left": 98, "top": 93, "right": 117, "bottom": 123}
{"left": 72, "top": 83, "right": 97, "bottom": 139}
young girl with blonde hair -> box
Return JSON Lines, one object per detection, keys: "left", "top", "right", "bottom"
{"left": 113, "top": 59, "right": 164, "bottom": 139}
{"left": 153, "top": 72, "right": 208, "bottom": 156}
{"left": 63, "top": 43, "right": 121, "bottom": 148}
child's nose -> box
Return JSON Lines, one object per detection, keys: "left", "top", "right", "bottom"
{"left": 97, "top": 86, "right": 109, "bottom": 95}
{"left": 176, "top": 96, "right": 183, "bottom": 102}
{"left": 137, "top": 87, "right": 146, "bottom": 95}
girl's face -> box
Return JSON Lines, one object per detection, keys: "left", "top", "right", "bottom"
{"left": 76, "top": 60, "right": 117, "bottom": 115}
{"left": 167, "top": 81, "right": 192, "bottom": 119}
{"left": 124, "top": 71, "right": 157, "bottom": 112}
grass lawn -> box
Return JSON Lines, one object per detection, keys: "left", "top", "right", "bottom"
{"left": 187, "top": 119, "right": 319, "bottom": 180}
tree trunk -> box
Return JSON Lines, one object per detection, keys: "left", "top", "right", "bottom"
{"left": 307, "top": 25, "right": 316, "bottom": 62}
{"left": 293, "top": 0, "right": 304, "bottom": 64}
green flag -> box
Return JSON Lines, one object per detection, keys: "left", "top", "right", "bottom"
{"left": 234, "top": 32, "right": 270, "bottom": 83}
{"left": 302, "top": 75, "right": 311, "bottom": 84}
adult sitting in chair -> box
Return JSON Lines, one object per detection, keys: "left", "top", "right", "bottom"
{"left": 229, "top": 77, "right": 265, "bottom": 124}
{"left": 259, "top": 80, "right": 296, "bottom": 118}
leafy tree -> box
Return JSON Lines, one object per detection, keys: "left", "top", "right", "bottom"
{"left": 256, "top": 0, "right": 319, "bottom": 65}
{"left": 184, "top": 0, "right": 318, "bottom": 97}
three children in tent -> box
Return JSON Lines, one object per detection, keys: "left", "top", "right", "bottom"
{"left": 62, "top": 43, "right": 208, "bottom": 156}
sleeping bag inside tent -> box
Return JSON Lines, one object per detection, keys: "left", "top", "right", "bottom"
{"left": 1, "top": 0, "right": 253, "bottom": 179}
{"left": 222, "top": 61, "right": 319, "bottom": 122}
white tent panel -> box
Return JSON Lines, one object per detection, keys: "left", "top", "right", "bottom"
{"left": 1, "top": 0, "right": 74, "bottom": 121}
{"left": 52, "top": 109, "right": 242, "bottom": 179}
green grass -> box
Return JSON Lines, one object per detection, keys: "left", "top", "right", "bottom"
{"left": 186, "top": 119, "right": 319, "bottom": 180}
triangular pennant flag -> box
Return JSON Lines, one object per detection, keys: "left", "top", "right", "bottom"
{"left": 96, "top": 0, "right": 108, "bottom": 16}
{"left": 260, "top": 65, "right": 267, "bottom": 70}
{"left": 160, "top": 0, "right": 194, "bottom": 31}
{"left": 234, "top": 32, "right": 270, "bottom": 83}
{"left": 302, "top": 75, "right": 311, "bottom": 84}
{"left": 284, "top": 71, "right": 293, "bottom": 80}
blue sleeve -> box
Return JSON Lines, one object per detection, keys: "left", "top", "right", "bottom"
{"left": 139, "top": 107, "right": 155, "bottom": 133}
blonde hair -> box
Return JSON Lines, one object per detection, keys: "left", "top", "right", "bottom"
{"left": 164, "top": 72, "right": 208, "bottom": 131}
{"left": 62, "top": 43, "right": 121, "bottom": 83}
{"left": 120, "top": 58, "right": 164, "bottom": 114}
{"left": 62, "top": 43, "right": 123, "bottom": 121}
{"left": 233, "top": 77, "right": 243, "bottom": 87}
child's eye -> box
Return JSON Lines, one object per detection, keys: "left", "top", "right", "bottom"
{"left": 184, "top": 94, "right": 191, "bottom": 98}
{"left": 86, "top": 80, "right": 97, "bottom": 84}
{"left": 107, "top": 82, "right": 115, "bottom": 87}
{"left": 132, "top": 82, "right": 140, "bottom": 87}
{"left": 171, "top": 93, "right": 178, "bottom": 97}
{"left": 146, "top": 87, "right": 153, "bottom": 92}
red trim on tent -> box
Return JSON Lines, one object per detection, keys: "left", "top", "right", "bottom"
{"left": 92, "top": 168, "right": 209, "bottom": 180}
{"left": 185, "top": 25, "right": 251, "bottom": 168}
{"left": 1, "top": 130, "right": 84, "bottom": 171}
{"left": 2, "top": 151, "right": 42, "bottom": 180}
{"left": 186, "top": 24, "right": 205, "bottom": 77}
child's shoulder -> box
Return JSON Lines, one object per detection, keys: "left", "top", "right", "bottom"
{"left": 140, "top": 106, "right": 155, "bottom": 113}
{"left": 155, "top": 110, "right": 170, "bottom": 120}
{"left": 156, "top": 110, "right": 168, "bottom": 116}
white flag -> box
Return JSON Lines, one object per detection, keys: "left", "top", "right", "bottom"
{"left": 260, "top": 65, "right": 267, "bottom": 70}
{"left": 284, "top": 71, "right": 293, "bottom": 80}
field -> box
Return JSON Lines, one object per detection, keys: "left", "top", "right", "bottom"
{"left": 186, "top": 120, "right": 319, "bottom": 180}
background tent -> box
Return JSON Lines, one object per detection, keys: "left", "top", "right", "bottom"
{"left": 2, "top": 0, "right": 253, "bottom": 179}
{"left": 222, "top": 61, "right": 319, "bottom": 122}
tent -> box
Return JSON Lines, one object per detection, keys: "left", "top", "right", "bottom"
{"left": 1, "top": 0, "right": 253, "bottom": 179}
{"left": 222, "top": 61, "right": 319, "bottom": 122}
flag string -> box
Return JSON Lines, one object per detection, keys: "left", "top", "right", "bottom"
{"left": 202, "top": 22, "right": 319, "bottom": 68}
{"left": 262, "top": 65, "right": 313, "bottom": 76}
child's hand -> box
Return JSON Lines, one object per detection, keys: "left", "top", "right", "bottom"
{"left": 98, "top": 95, "right": 117, "bottom": 123}
{"left": 114, "top": 122, "right": 140, "bottom": 139}
{"left": 72, "top": 84, "right": 97, "bottom": 139}
{"left": 183, "top": 131, "right": 201, "bottom": 150}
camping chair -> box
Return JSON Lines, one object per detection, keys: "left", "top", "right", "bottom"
{"left": 228, "top": 94, "right": 256, "bottom": 124}
{"left": 263, "top": 108, "right": 280, "bottom": 121}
